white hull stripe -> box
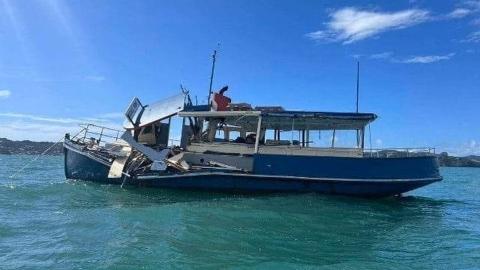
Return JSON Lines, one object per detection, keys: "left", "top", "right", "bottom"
{"left": 137, "top": 171, "right": 442, "bottom": 183}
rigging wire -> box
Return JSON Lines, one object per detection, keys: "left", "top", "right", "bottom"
{"left": 9, "top": 135, "right": 65, "bottom": 179}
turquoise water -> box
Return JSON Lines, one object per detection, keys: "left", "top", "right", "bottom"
{"left": 0, "top": 155, "right": 479, "bottom": 269}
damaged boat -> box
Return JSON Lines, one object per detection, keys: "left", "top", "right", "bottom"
{"left": 63, "top": 89, "right": 442, "bottom": 197}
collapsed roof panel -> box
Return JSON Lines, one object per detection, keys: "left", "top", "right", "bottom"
{"left": 124, "top": 93, "right": 186, "bottom": 129}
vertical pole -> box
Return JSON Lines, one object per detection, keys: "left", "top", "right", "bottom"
{"left": 301, "top": 130, "right": 305, "bottom": 147}
{"left": 99, "top": 127, "right": 104, "bottom": 143}
{"left": 356, "top": 61, "right": 360, "bottom": 113}
{"left": 360, "top": 127, "right": 365, "bottom": 149}
{"left": 254, "top": 115, "right": 262, "bottom": 153}
{"left": 368, "top": 124, "right": 373, "bottom": 155}
{"left": 306, "top": 129, "right": 310, "bottom": 147}
{"left": 331, "top": 129, "right": 336, "bottom": 148}
{"left": 208, "top": 50, "right": 217, "bottom": 109}
{"left": 290, "top": 118, "right": 295, "bottom": 145}
{"left": 356, "top": 61, "right": 360, "bottom": 146}
{"left": 83, "top": 124, "right": 89, "bottom": 142}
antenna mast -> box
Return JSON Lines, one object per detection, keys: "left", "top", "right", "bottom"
{"left": 356, "top": 61, "right": 360, "bottom": 113}
{"left": 355, "top": 61, "right": 361, "bottom": 148}
{"left": 208, "top": 50, "right": 217, "bottom": 107}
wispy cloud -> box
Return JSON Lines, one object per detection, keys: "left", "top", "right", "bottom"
{"left": 0, "top": 112, "right": 123, "bottom": 141}
{"left": 97, "top": 112, "right": 124, "bottom": 119}
{"left": 399, "top": 53, "right": 456, "bottom": 64}
{"left": 85, "top": 75, "right": 106, "bottom": 82}
{"left": 0, "top": 90, "right": 11, "bottom": 99}
{"left": 465, "top": 0, "right": 480, "bottom": 11}
{"left": 370, "top": 52, "right": 393, "bottom": 60}
{"left": 446, "top": 8, "right": 473, "bottom": 19}
{"left": 463, "top": 30, "right": 480, "bottom": 42}
{"left": 307, "top": 2, "right": 480, "bottom": 44}
{"left": 0, "top": 112, "right": 86, "bottom": 124}
{"left": 306, "top": 8, "right": 430, "bottom": 44}
{"left": 355, "top": 52, "right": 456, "bottom": 64}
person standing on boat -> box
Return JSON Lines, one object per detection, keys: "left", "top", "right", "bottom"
{"left": 207, "top": 86, "right": 231, "bottom": 142}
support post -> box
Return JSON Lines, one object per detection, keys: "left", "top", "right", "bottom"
{"left": 331, "top": 129, "right": 336, "bottom": 148}
{"left": 306, "top": 129, "right": 310, "bottom": 147}
{"left": 291, "top": 118, "right": 295, "bottom": 145}
{"left": 98, "top": 127, "right": 104, "bottom": 143}
{"left": 254, "top": 115, "right": 263, "bottom": 153}
{"left": 360, "top": 127, "right": 365, "bottom": 149}
{"left": 301, "top": 130, "right": 305, "bottom": 147}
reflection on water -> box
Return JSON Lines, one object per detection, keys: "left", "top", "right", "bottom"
{"left": 0, "top": 155, "right": 479, "bottom": 269}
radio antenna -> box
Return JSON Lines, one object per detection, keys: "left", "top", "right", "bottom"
{"left": 207, "top": 48, "right": 218, "bottom": 107}
{"left": 356, "top": 61, "right": 360, "bottom": 113}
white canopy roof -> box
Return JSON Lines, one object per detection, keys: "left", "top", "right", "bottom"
{"left": 179, "top": 109, "right": 377, "bottom": 131}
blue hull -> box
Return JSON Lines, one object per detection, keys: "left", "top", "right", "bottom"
{"left": 253, "top": 154, "right": 441, "bottom": 180}
{"left": 133, "top": 173, "right": 439, "bottom": 197}
{"left": 64, "top": 141, "right": 117, "bottom": 184}
{"left": 63, "top": 142, "right": 442, "bottom": 197}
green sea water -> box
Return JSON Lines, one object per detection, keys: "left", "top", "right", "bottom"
{"left": 0, "top": 154, "right": 479, "bottom": 269}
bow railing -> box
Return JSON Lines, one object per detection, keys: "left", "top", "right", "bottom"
{"left": 70, "top": 123, "right": 124, "bottom": 146}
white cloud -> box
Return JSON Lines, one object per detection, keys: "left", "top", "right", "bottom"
{"left": 0, "top": 112, "right": 86, "bottom": 124}
{"left": 445, "top": 1, "right": 480, "bottom": 19}
{"left": 98, "top": 112, "right": 124, "bottom": 119}
{"left": 0, "top": 90, "right": 11, "bottom": 99}
{"left": 362, "top": 52, "right": 455, "bottom": 64}
{"left": 306, "top": 8, "right": 430, "bottom": 44}
{"left": 465, "top": 0, "right": 480, "bottom": 10}
{"left": 399, "top": 53, "right": 456, "bottom": 64}
{"left": 463, "top": 31, "right": 480, "bottom": 42}
{"left": 370, "top": 52, "right": 393, "bottom": 59}
{"left": 447, "top": 8, "right": 472, "bottom": 18}
{"left": 0, "top": 112, "right": 123, "bottom": 141}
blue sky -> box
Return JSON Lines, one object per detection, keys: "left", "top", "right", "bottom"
{"left": 0, "top": 0, "right": 479, "bottom": 155}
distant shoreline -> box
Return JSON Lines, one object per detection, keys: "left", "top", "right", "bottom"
{"left": 1, "top": 137, "right": 479, "bottom": 167}
{"left": 0, "top": 138, "right": 62, "bottom": 156}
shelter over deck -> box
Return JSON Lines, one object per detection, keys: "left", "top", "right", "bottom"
{"left": 178, "top": 109, "right": 377, "bottom": 131}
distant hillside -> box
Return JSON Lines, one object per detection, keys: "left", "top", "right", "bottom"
{"left": 466, "top": 155, "right": 480, "bottom": 162}
{"left": 0, "top": 138, "right": 63, "bottom": 155}
{"left": 366, "top": 150, "right": 480, "bottom": 168}
{"left": 437, "top": 152, "right": 480, "bottom": 168}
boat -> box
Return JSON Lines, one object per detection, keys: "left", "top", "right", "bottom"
{"left": 63, "top": 86, "right": 442, "bottom": 197}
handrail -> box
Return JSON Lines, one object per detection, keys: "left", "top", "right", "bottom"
{"left": 72, "top": 123, "right": 124, "bottom": 146}
{"left": 78, "top": 123, "right": 123, "bottom": 132}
